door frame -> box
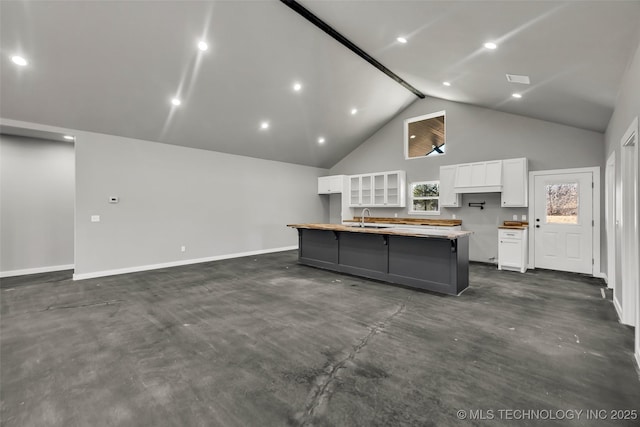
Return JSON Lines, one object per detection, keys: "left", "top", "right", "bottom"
{"left": 605, "top": 152, "right": 616, "bottom": 290}
{"left": 619, "top": 117, "right": 639, "bottom": 353}
{"left": 527, "top": 167, "right": 601, "bottom": 276}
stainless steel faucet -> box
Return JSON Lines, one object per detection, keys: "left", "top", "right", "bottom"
{"left": 360, "top": 208, "right": 371, "bottom": 227}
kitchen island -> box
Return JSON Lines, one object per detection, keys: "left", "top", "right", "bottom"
{"left": 287, "top": 224, "right": 472, "bottom": 295}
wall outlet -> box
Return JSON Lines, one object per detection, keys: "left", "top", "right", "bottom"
{"left": 394, "top": 213, "right": 398, "bottom": 218}
{"left": 181, "top": 246, "right": 186, "bottom": 252}
{"left": 452, "top": 214, "right": 456, "bottom": 219}
{"left": 522, "top": 215, "right": 527, "bottom": 220}
{"left": 91, "top": 215, "right": 100, "bottom": 222}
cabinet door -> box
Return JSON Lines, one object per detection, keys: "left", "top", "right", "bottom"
{"left": 439, "top": 165, "right": 461, "bottom": 207}
{"left": 485, "top": 161, "right": 503, "bottom": 186}
{"left": 499, "top": 239, "right": 523, "bottom": 268}
{"left": 318, "top": 176, "right": 331, "bottom": 194}
{"left": 501, "top": 158, "right": 528, "bottom": 207}
{"left": 373, "top": 173, "right": 386, "bottom": 205}
{"left": 349, "top": 176, "right": 361, "bottom": 206}
{"left": 386, "top": 172, "right": 401, "bottom": 206}
{"left": 329, "top": 175, "right": 344, "bottom": 193}
{"left": 361, "top": 175, "right": 373, "bottom": 206}
{"left": 455, "top": 164, "right": 472, "bottom": 187}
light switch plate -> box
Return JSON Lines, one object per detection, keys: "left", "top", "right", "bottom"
{"left": 91, "top": 215, "right": 100, "bottom": 222}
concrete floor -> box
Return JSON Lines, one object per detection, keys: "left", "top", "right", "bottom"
{"left": 1, "top": 250, "right": 639, "bottom": 427}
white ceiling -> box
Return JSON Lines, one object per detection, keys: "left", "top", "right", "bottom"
{"left": 1, "top": 1, "right": 639, "bottom": 168}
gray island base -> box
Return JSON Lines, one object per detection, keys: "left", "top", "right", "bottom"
{"left": 287, "top": 224, "right": 472, "bottom": 296}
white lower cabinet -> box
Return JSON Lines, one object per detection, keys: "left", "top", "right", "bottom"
{"left": 498, "top": 228, "right": 528, "bottom": 273}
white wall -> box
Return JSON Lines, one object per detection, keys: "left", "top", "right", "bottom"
{"left": 329, "top": 97, "right": 604, "bottom": 263}
{"left": 604, "top": 37, "right": 640, "bottom": 363}
{"left": 1, "top": 118, "right": 329, "bottom": 279}
{"left": 0, "top": 134, "right": 75, "bottom": 275}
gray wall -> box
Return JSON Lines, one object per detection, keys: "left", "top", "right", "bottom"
{"left": 329, "top": 98, "right": 604, "bottom": 263}
{"left": 0, "top": 134, "right": 75, "bottom": 274}
{"left": 604, "top": 37, "right": 640, "bottom": 333}
{"left": 74, "top": 131, "right": 328, "bottom": 276}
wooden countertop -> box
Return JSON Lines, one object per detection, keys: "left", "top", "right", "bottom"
{"left": 287, "top": 223, "right": 473, "bottom": 240}
{"left": 498, "top": 221, "right": 529, "bottom": 230}
{"left": 343, "top": 217, "right": 462, "bottom": 226}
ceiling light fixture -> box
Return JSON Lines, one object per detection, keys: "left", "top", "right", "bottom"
{"left": 260, "top": 121, "right": 270, "bottom": 130}
{"left": 443, "top": 81, "right": 451, "bottom": 87}
{"left": 11, "top": 55, "right": 27, "bottom": 66}
{"left": 197, "top": 41, "right": 209, "bottom": 51}
{"left": 512, "top": 93, "right": 522, "bottom": 99}
{"left": 63, "top": 135, "right": 75, "bottom": 141}
{"left": 397, "top": 37, "right": 407, "bottom": 44}
{"left": 484, "top": 42, "right": 497, "bottom": 50}
{"left": 293, "top": 82, "right": 302, "bottom": 92}
{"left": 171, "top": 98, "right": 181, "bottom": 106}
{"left": 318, "top": 137, "right": 325, "bottom": 144}
{"left": 351, "top": 108, "right": 358, "bottom": 115}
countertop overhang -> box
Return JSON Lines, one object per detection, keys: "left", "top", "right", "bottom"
{"left": 287, "top": 223, "right": 473, "bottom": 240}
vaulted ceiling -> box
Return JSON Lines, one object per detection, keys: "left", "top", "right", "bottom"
{"left": 1, "top": 1, "right": 639, "bottom": 168}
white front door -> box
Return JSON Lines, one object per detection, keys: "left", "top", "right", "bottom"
{"left": 533, "top": 172, "right": 593, "bottom": 274}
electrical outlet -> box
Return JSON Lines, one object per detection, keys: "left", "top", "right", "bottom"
{"left": 452, "top": 214, "right": 456, "bottom": 219}
{"left": 522, "top": 215, "right": 527, "bottom": 220}
{"left": 181, "top": 246, "right": 186, "bottom": 252}
{"left": 394, "top": 213, "right": 398, "bottom": 218}
{"left": 512, "top": 215, "right": 518, "bottom": 220}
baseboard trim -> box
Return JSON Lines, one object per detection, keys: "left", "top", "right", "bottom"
{"left": 613, "top": 296, "right": 623, "bottom": 322}
{"left": 594, "top": 272, "right": 607, "bottom": 281}
{"left": 72, "top": 246, "right": 298, "bottom": 281}
{"left": 0, "top": 264, "right": 74, "bottom": 278}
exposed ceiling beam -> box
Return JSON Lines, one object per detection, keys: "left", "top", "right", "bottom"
{"left": 280, "top": 0, "right": 426, "bottom": 99}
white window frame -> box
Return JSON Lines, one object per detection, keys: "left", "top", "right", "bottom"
{"left": 409, "top": 180, "right": 440, "bottom": 215}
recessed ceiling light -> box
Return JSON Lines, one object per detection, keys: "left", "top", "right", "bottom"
{"left": 197, "top": 41, "right": 208, "bottom": 51}
{"left": 512, "top": 93, "right": 522, "bottom": 99}
{"left": 484, "top": 42, "right": 497, "bottom": 50}
{"left": 11, "top": 55, "right": 27, "bottom": 66}
{"left": 397, "top": 37, "right": 407, "bottom": 44}
{"left": 318, "top": 137, "right": 325, "bottom": 144}
{"left": 171, "top": 98, "right": 181, "bottom": 106}
{"left": 351, "top": 108, "right": 358, "bottom": 115}
{"left": 410, "top": 135, "right": 416, "bottom": 139}
{"left": 442, "top": 81, "right": 451, "bottom": 87}
{"left": 63, "top": 135, "right": 74, "bottom": 141}
{"left": 293, "top": 82, "right": 302, "bottom": 92}
{"left": 260, "top": 121, "right": 269, "bottom": 130}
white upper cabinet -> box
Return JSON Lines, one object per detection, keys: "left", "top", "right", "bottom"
{"left": 439, "top": 165, "right": 461, "bottom": 207}
{"left": 501, "top": 158, "right": 528, "bottom": 207}
{"left": 349, "top": 171, "right": 405, "bottom": 207}
{"left": 318, "top": 175, "right": 346, "bottom": 194}
{"left": 454, "top": 160, "right": 503, "bottom": 193}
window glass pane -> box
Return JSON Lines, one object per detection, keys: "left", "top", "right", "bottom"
{"left": 545, "top": 183, "right": 578, "bottom": 224}
{"left": 413, "top": 183, "right": 439, "bottom": 197}
{"left": 413, "top": 200, "right": 426, "bottom": 211}
{"left": 425, "top": 198, "right": 439, "bottom": 211}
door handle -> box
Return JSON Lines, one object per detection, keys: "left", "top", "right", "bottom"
{"left": 536, "top": 225, "right": 540, "bottom": 228}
